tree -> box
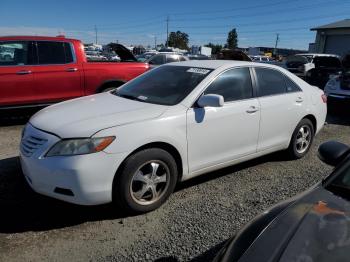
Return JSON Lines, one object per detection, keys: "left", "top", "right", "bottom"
{"left": 167, "top": 31, "right": 189, "bottom": 50}
{"left": 205, "top": 43, "right": 223, "bottom": 55}
{"left": 226, "top": 28, "right": 238, "bottom": 49}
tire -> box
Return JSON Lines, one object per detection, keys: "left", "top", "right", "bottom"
{"left": 113, "top": 148, "right": 178, "bottom": 214}
{"left": 287, "top": 118, "right": 314, "bottom": 159}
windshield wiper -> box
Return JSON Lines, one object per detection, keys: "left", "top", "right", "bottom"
{"left": 116, "top": 93, "right": 144, "bottom": 102}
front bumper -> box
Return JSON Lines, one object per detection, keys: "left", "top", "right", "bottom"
{"left": 20, "top": 124, "right": 127, "bottom": 205}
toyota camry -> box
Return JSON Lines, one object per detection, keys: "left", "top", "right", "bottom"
{"left": 20, "top": 60, "right": 327, "bottom": 213}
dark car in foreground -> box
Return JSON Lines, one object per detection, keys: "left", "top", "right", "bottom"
{"left": 215, "top": 140, "right": 350, "bottom": 262}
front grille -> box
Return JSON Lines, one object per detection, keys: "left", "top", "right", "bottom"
{"left": 20, "top": 135, "right": 48, "bottom": 157}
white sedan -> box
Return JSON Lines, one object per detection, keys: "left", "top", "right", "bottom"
{"left": 20, "top": 61, "right": 327, "bottom": 213}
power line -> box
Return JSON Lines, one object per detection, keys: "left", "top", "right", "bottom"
{"left": 170, "top": 12, "right": 349, "bottom": 30}
{"left": 170, "top": 0, "right": 302, "bottom": 16}
{"left": 171, "top": 0, "right": 347, "bottom": 22}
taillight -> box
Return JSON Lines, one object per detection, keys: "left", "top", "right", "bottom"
{"left": 321, "top": 94, "right": 327, "bottom": 103}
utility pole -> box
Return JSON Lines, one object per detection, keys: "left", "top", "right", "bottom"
{"left": 274, "top": 33, "right": 279, "bottom": 56}
{"left": 166, "top": 15, "right": 169, "bottom": 47}
{"left": 94, "top": 25, "right": 98, "bottom": 44}
{"left": 154, "top": 36, "right": 157, "bottom": 50}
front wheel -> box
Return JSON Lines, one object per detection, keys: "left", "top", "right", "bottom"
{"left": 287, "top": 118, "right": 314, "bottom": 159}
{"left": 113, "top": 148, "right": 178, "bottom": 214}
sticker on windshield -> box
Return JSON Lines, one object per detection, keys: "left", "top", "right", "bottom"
{"left": 186, "top": 68, "right": 210, "bottom": 75}
{"left": 137, "top": 95, "right": 148, "bottom": 100}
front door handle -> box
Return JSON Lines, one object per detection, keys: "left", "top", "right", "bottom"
{"left": 16, "top": 70, "right": 32, "bottom": 75}
{"left": 246, "top": 106, "right": 259, "bottom": 114}
{"left": 296, "top": 97, "right": 303, "bottom": 103}
{"left": 66, "top": 68, "right": 78, "bottom": 72}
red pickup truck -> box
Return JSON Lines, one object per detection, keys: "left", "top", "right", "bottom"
{"left": 0, "top": 36, "right": 149, "bottom": 108}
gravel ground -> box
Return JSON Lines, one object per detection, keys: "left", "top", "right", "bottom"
{"left": 0, "top": 111, "right": 349, "bottom": 262}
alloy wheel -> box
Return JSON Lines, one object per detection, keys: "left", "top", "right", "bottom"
{"left": 295, "top": 125, "right": 312, "bottom": 154}
{"left": 130, "top": 160, "right": 170, "bottom": 205}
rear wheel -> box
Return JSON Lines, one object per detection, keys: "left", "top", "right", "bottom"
{"left": 113, "top": 148, "right": 178, "bottom": 214}
{"left": 287, "top": 118, "right": 314, "bottom": 159}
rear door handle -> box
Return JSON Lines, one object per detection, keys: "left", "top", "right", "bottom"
{"left": 246, "top": 106, "right": 259, "bottom": 114}
{"left": 296, "top": 97, "right": 303, "bottom": 103}
{"left": 66, "top": 68, "right": 78, "bottom": 72}
{"left": 16, "top": 70, "right": 32, "bottom": 75}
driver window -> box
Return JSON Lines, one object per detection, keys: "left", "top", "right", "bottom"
{"left": 204, "top": 68, "right": 253, "bottom": 102}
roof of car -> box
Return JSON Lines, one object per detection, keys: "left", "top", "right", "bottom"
{"left": 0, "top": 35, "right": 80, "bottom": 42}
{"left": 167, "top": 60, "right": 272, "bottom": 69}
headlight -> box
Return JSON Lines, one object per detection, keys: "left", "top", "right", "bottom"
{"left": 46, "top": 136, "right": 115, "bottom": 157}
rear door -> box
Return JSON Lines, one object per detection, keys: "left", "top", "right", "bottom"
{"left": 32, "top": 41, "right": 82, "bottom": 102}
{"left": 0, "top": 41, "right": 35, "bottom": 107}
{"left": 254, "top": 67, "right": 305, "bottom": 151}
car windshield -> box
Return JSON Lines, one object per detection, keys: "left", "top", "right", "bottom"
{"left": 313, "top": 57, "right": 342, "bottom": 68}
{"left": 113, "top": 65, "right": 213, "bottom": 106}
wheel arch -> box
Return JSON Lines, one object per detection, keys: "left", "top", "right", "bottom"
{"left": 113, "top": 142, "right": 184, "bottom": 186}
{"left": 303, "top": 114, "right": 317, "bottom": 133}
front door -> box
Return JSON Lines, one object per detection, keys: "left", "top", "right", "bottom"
{"left": 186, "top": 67, "right": 260, "bottom": 173}
{"left": 0, "top": 41, "right": 35, "bottom": 107}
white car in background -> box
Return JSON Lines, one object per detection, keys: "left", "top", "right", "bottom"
{"left": 250, "top": 55, "right": 273, "bottom": 62}
{"left": 20, "top": 61, "right": 327, "bottom": 213}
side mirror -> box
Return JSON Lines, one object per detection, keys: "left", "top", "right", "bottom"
{"left": 197, "top": 94, "right": 224, "bottom": 108}
{"left": 318, "top": 141, "right": 350, "bottom": 166}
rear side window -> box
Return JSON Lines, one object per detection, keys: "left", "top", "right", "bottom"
{"left": 255, "top": 68, "right": 286, "bottom": 97}
{"left": 204, "top": 68, "right": 253, "bottom": 102}
{"left": 313, "top": 57, "right": 342, "bottom": 68}
{"left": 0, "top": 41, "right": 33, "bottom": 66}
{"left": 37, "top": 41, "right": 74, "bottom": 64}
{"left": 285, "top": 77, "right": 301, "bottom": 93}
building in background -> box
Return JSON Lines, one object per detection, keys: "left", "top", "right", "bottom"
{"left": 311, "top": 19, "right": 350, "bottom": 56}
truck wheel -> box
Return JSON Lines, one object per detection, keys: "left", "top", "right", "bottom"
{"left": 113, "top": 148, "right": 178, "bottom": 214}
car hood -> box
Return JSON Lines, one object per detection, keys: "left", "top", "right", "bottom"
{"left": 30, "top": 93, "right": 167, "bottom": 138}
{"left": 239, "top": 187, "right": 350, "bottom": 262}
{"left": 107, "top": 43, "right": 137, "bottom": 62}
